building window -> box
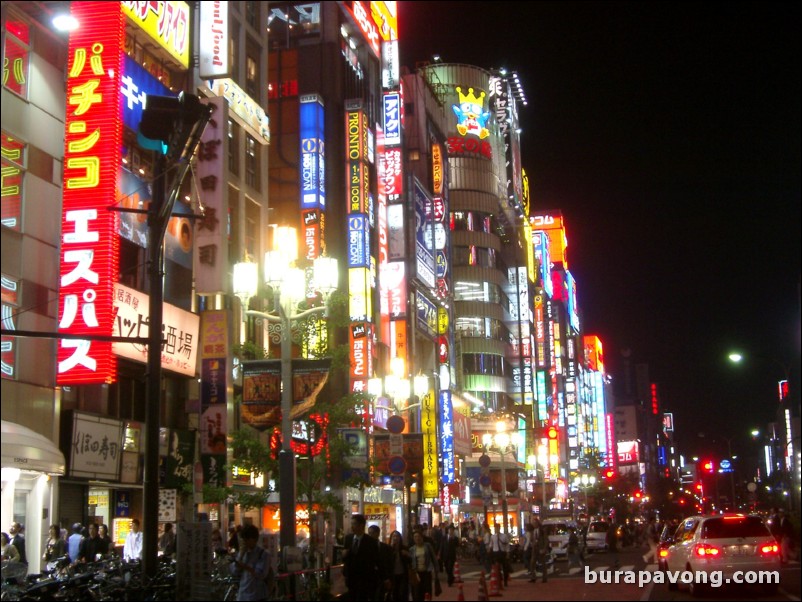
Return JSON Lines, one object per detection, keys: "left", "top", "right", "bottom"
{"left": 228, "top": 119, "right": 240, "bottom": 175}
{"left": 245, "top": 1, "right": 260, "bottom": 29}
{"left": 245, "top": 36, "right": 260, "bottom": 99}
{"left": 245, "top": 135, "right": 260, "bottom": 190}
{"left": 244, "top": 198, "right": 260, "bottom": 260}
{"left": 1, "top": 131, "right": 26, "bottom": 231}
{"left": 1, "top": 274, "right": 20, "bottom": 380}
{"left": 3, "top": 18, "right": 30, "bottom": 98}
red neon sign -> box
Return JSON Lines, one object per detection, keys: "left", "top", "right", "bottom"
{"left": 57, "top": 2, "right": 124, "bottom": 384}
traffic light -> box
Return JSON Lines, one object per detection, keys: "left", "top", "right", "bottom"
{"left": 138, "top": 92, "right": 213, "bottom": 162}
{"left": 603, "top": 468, "right": 616, "bottom": 480}
{"left": 701, "top": 459, "right": 715, "bottom": 473}
{"left": 546, "top": 426, "right": 559, "bottom": 440}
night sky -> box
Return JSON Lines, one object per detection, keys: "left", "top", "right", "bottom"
{"left": 399, "top": 2, "right": 801, "bottom": 456}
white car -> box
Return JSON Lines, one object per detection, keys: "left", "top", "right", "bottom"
{"left": 663, "top": 514, "right": 781, "bottom": 597}
{"left": 541, "top": 518, "right": 578, "bottom": 558}
{"left": 584, "top": 521, "right": 609, "bottom": 552}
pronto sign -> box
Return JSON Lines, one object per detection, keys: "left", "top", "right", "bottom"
{"left": 57, "top": 2, "right": 125, "bottom": 385}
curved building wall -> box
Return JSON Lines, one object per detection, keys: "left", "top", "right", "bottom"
{"left": 421, "top": 64, "right": 513, "bottom": 412}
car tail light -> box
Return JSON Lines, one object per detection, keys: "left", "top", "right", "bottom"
{"left": 693, "top": 543, "right": 721, "bottom": 558}
{"left": 759, "top": 543, "right": 779, "bottom": 556}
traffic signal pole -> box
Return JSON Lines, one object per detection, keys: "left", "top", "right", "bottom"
{"left": 139, "top": 94, "right": 212, "bottom": 578}
{"left": 143, "top": 151, "right": 168, "bottom": 579}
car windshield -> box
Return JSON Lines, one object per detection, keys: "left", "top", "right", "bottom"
{"left": 589, "top": 522, "right": 608, "bottom": 533}
{"left": 544, "top": 524, "right": 569, "bottom": 535}
{"left": 701, "top": 517, "right": 770, "bottom": 539}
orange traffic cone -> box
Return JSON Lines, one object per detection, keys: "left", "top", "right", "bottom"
{"left": 488, "top": 563, "right": 501, "bottom": 597}
{"left": 477, "top": 572, "right": 489, "bottom": 602}
{"left": 457, "top": 582, "right": 466, "bottom": 601}
{"left": 454, "top": 559, "right": 463, "bottom": 583}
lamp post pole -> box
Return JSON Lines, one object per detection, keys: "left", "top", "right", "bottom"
{"left": 244, "top": 297, "right": 330, "bottom": 552}
{"left": 278, "top": 296, "right": 296, "bottom": 552}
{"left": 500, "top": 447, "right": 509, "bottom": 535}
{"left": 234, "top": 249, "right": 338, "bottom": 555}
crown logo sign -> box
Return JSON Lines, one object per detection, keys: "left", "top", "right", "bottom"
{"left": 456, "top": 86, "right": 486, "bottom": 107}
{"left": 452, "top": 86, "right": 491, "bottom": 139}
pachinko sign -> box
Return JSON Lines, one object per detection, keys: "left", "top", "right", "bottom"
{"left": 57, "top": 2, "right": 125, "bottom": 385}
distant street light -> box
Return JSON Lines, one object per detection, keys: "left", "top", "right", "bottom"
{"left": 482, "top": 424, "right": 520, "bottom": 535}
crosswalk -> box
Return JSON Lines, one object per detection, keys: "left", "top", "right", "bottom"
{"left": 458, "top": 564, "right": 655, "bottom": 581}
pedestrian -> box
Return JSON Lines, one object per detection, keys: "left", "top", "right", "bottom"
{"left": 529, "top": 520, "right": 549, "bottom": 583}
{"left": 769, "top": 507, "right": 782, "bottom": 543}
{"left": 342, "top": 514, "right": 384, "bottom": 601}
{"left": 8, "top": 522, "right": 26, "bottom": 566}
{"left": 367, "top": 524, "right": 394, "bottom": 600}
{"left": 431, "top": 524, "right": 445, "bottom": 573}
{"left": 123, "top": 518, "right": 143, "bottom": 561}
{"left": 228, "top": 524, "right": 240, "bottom": 554}
{"left": 42, "top": 524, "right": 66, "bottom": 570}
{"left": 212, "top": 527, "right": 226, "bottom": 559}
{"left": 78, "top": 523, "right": 106, "bottom": 563}
{"left": 489, "top": 523, "right": 510, "bottom": 586}
{"left": 778, "top": 509, "right": 794, "bottom": 564}
{"left": 409, "top": 529, "right": 439, "bottom": 601}
{"left": 1, "top": 531, "right": 20, "bottom": 562}
{"left": 387, "top": 530, "right": 411, "bottom": 602}
{"left": 98, "top": 524, "right": 113, "bottom": 556}
{"left": 606, "top": 521, "right": 620, "bottom": 568}
{"left": 642, "top": 517, "right": 658, "bottom": 563}
{"left": 522, "top": 523, "right": 535, "bottom": 573}
{"left": 159, "top": 522, "right": 176, "bottom": 558}
{"left": 67, "top": 523, "right": 83, "bottom": 564}
{"left": 229, "top": 524, "right": 268, "bottom": 601}
{"left": 567, "top": 527, "right": 584, "bottom": 569}
{"left": 442, "top": 525, "right": 460, "bottom": 586}
{"left": 479, "top": 521, "right": 491, "bottom": 574}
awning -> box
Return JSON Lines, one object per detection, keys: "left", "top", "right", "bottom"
{"left": 1, "top": 420, "right": 66, "bottom": 475}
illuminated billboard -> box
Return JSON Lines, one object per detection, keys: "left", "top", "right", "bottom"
{"left": 122, "top": 1, "right": 190, "bottom": 68}
{"left": 532, "top": 230, "right": 553, "bottom": 298}
{"left": 531, "top": 212, "right": 568, "bottom": 268}
{"left": 583, "top": 335, "right": 604, "bottom": 373}
{"left": 347, "top": 215, "right": 370, "bottom": 268}
{"left": 440, "top": 391, "right": 455, "bottom": 484}
{"left": 57, "top": 2, "right": 125, "bottom": 385}
{"left": 618, "top": 440, "right": 640, "bottom": 465}
{"left": 300, "top": 95, "right": 325, "bottom": 211}
{"left": 413, "top": 179, "right": 435, "bottom": 289}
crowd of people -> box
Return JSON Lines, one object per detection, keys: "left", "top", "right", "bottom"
{"left": 0, "top": 517, "right": 175, "bottom": 580}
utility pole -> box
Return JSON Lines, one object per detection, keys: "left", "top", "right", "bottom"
{"left": 138, "top": 93, "right": 212, "bottom": 578}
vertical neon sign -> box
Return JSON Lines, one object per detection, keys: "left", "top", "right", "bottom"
{"left": 57, "top": 2, "right": 124, "bottom": 384}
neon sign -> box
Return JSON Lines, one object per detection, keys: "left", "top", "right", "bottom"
{"left": 57, "top": 2, "right": 124, "bottom": 385}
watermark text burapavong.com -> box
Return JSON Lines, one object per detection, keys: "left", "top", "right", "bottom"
{"left": 585, "top": 567, "right": 780, "bottom": 588}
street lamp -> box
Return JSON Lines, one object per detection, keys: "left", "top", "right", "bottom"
{"left": 367, "top": 366, "right": 429, "bottom": 536}
{"left": 728, "top": 351, "right": 797, "bottom": 512}
{"left": 233, "top": 227, "right": 338, "bottom": 553}
{"left": 573, "top": 473, "right": 597, "bottom": 515}
{"left": 482, "top": 425, "right": 520, "bottom": 535}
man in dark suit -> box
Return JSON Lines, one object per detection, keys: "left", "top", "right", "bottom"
{"left": 367, "top": 524, "right": 393, "bottom": 600}
{"left": 343, "top": 514, "right": 385, "bottom": 601}
{"left": 442, "top": 525, "right": 461, "bottom": 586}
